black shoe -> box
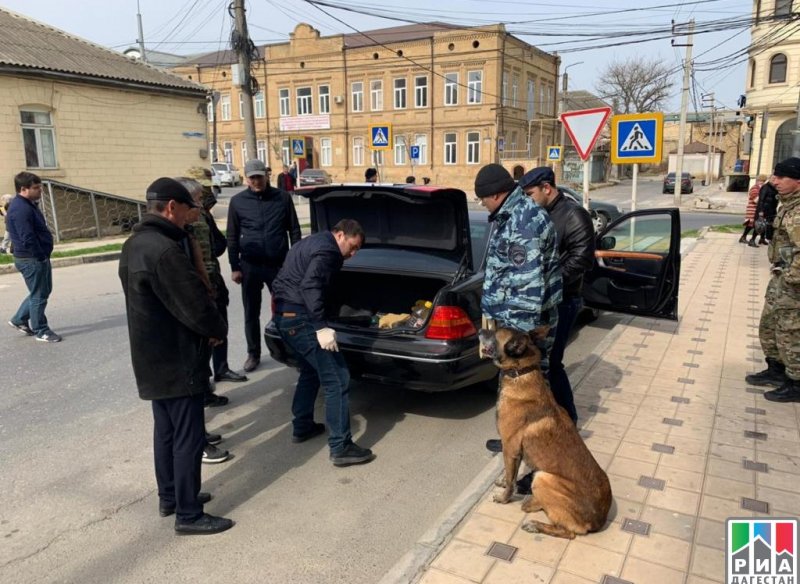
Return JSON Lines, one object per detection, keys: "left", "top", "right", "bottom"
{"left": 748, "top": 240, "right": 758, "bottom": 248}
{"left": 764, "top": 379, "right": 800, "bottom": 403}
{"left": 35, "top": 330, "right": 62, "bottom": 342}
{"left": 159, "top": 492, "right": 212, "bottom": 517}
{"left": 7, "top": 320, "right": 34, "bottom": 335}
{"left": 485, "top": 439, "right": 503, "bottom": 453}
{"left": 202, "top": 444, "right": 230, "bottom": 464}
{"left": 746, "top": 358, "right": 787, "bottom": 388}
{"left": 214, "top": 369, "right": 248, "bottom": 383}
{"left": 243, "top": 355, "right": 260, "bottom": 372}
{"left": 516, "top": 471, "right": 534, "bottom": 495}
{"left": 330, "top": 442, "right": 375, "bottom": 466}
{"left": 174, "top": 513, "right": 234, "bottom": 535}
{"left": 292, "top": 422, "right": 326, "bottom": 443}
{"left": 760, "top": 239, "right": 769, "bottom": 245}
{"left": 206, "top": 432, "right": 222, "bottom": 445}
{"left": 204, "top": 393, "right": 229, "bottom": 408}
{"left": 739, "top": 236, "right": 747, "bottom": 243}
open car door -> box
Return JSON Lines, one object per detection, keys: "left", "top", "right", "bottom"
{"left": 583, "top": 208, "right": 680, "bottom": 320}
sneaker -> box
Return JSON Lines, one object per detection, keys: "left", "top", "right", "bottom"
{"left": 485, "top": 439, "right": 503, "bottom": 453}
{"left": 330, "top": 442, "right": 375, "bottom": 467}
{"left": 8, "top": 321, "right": 34, "bottom": 335}
{"left": 202, "top": 444, "right": 230, "bottom": 464}
{"left": 174, "top": 513, "right": 234, "bottom": 535}
{"left": 292, "top": 422, "right": 326, "bottom": 443}
{"left": 206, "top": 432, "right": 222, "bottom": 446}
{"left": 35, "top": 330, "right": 62, "bottom": 343}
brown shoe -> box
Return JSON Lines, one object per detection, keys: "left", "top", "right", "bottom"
{"left": 243, "top": 355, "right": 260, "bottom": 372}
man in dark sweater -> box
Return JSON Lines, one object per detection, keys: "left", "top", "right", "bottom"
{"left": 6, "top": 172, "right": 61, "bottom": 342}
{"left": 227, "top": 159, "right": 302, "bottom": 373}
{"left": 119, "top": 177, "right": 232, "bottom": 535}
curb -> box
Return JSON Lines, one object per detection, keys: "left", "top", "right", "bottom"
{"left": 0, "top": 251, "right": 121, "bottom": 275}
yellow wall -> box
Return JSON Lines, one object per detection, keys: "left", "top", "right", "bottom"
{"left": 0, "top": 75, "right": 208, "bottom": 199}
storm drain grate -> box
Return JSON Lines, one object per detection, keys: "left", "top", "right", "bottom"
{"left": 652, "top": 443, "right": 675, "bottom": 454}
{"left": 638, "top": 476, "right": 666, "bottom": 491}
{"left": 677, "top": 378, "right": 696, "bottom": 384}
{"left": 744, "top": 459, "right": 768, "bottom": 473}
{"left": 745, "top": 407, "right": 766, "bottom": 415}
{"left": 621, "top": 518, "right": 651, "bottom": 536}
{"left": 602, "top": 577, "right": 635, "bottom": 584}
{"left": 663, "top": 418, "right": 684, "bottom": 426}
{"left": 744, "top": 430, "right": 768, "bottom": 441}
{"left": 672, "top": 396, "right": 691, "bottom": 404}
{"left": 741, "top": 498, "right": 770, "bottom": 513}
{"left": 485, "top": 541, "right": 517, "bottom": 562}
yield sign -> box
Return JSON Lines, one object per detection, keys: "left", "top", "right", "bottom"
{"left": 560, "top": 107, "right": 612, "bottom": 161}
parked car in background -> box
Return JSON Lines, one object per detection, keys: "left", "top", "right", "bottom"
{"left": 211, "top": 162, "right": 242, "bottom": 187}
{"left": 209, "top": 167, "right": 222, "bottom": 195}
{"left": 560, "top": 186, "right": 624, "bottom": 231}
{"left": 298, "top": 168, "right": 333, "bottom": 186}
{"left": 264, "top": 184, "right": 681, "bottom": 392}
{"left": 662, "top": 172, "right": 694, "bottom": 194}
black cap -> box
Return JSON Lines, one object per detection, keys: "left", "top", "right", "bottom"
{"left": 474, "top": 164, "right": 515, "bottom": 197}
{"left": 519, "top": 167, "right": 556, "bottom": 190}
{"left": 145, "top": 177, "right": 199, "bottom": 208}
{"left": 774, "top": 157, "right": 800, "bottom": 180}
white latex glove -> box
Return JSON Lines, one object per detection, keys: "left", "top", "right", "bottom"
{"left": 316, "top": 327, "right": 339, "bottom": 351}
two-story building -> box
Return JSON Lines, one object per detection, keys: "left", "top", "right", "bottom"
{"left": 172, "top": 22, "right": 559, "bottom": 192}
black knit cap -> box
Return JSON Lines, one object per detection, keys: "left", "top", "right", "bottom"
{"left": 774, "top": 157, "right": 800, "bottom": 180}
{"left": 474, "top": 163, "right": 516, "bottom": 197}
{"left": 146, "top": 177, "right": 199, "bottom": 208}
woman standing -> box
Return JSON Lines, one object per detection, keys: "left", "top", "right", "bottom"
{"left": 740, "top": 175, "right": 765, "bottom": 247}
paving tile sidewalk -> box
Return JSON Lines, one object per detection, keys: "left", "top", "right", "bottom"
{"left": 406, "top": 232, "right": 794, "bottom": 584}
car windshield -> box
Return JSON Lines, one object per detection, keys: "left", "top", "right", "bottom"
{"left": 212, "top": 163, "right": 227, "bottom": 171}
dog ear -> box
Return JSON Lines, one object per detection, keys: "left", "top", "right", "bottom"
{"left": 504, "top": 332, "right": 530, "bottom": 358}
{"left": 529, "top": 325, "right": 550, "bottom": 343}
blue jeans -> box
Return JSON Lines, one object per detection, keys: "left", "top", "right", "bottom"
{"left": 547, "top": 296, "right": 583, "bottom": 424}
{"left": 11, "top": 257, "right": 52, "bottom": 335}
{"left": 274, "top": 314, "right": 352, "bottom": 454}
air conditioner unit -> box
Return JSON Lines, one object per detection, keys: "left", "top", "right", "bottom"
{"left": 334, "top": 95, "right": 344, "bottom": 104}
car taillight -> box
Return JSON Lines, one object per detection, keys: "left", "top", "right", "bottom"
{"left": 424, "top": 306, "right": 477, "bottom": 340}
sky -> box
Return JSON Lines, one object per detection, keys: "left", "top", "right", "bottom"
{"left": 1, "top": 0, "right": 754, "bottom": 112}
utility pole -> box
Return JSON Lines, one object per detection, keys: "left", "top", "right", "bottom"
{"left": 558, "top": 61, "right": 583, "bottom": 181}
{"left": 672, "top": 19, "right": 694, "bottom": 206}
{"left": 702, "top": 92, "right": 715, "bottom": 184}
{"left": 136, "top": 0, "right": 147, "bottom": 63}
{"left": 233, "top": 0, "right": 258, "bottom": 161}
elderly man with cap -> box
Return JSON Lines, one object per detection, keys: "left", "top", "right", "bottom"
{"left": 746, "top": 157, "right": 800, "bottom": 403}
{"left": 227, "top": 159, "right": 302, "bottom": 373}
{"left": 119, "top": 177, "right": 233, "bottom": 535}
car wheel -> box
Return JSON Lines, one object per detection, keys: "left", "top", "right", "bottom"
{"left": 595, "top": 212, "right": 610, "bottom": 232}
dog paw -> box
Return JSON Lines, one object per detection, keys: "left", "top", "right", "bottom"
{"left": 521, "top": 521, "right": 539, "bottom": 534}
{"left": 494, "top": 477, "right": 507, "bottom": 488}
{"left": 520, "top": 499, "right": 542, "bottom": 514}
{"left": 492, "top": 493, "right": 510, "bottom": 504}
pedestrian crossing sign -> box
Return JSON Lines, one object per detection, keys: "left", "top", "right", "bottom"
{"left": 611, "top": 112, "right": 663, "bottom": 164}
{"left": 292, "top": 138, "right": 305, "bottom": 157}
{"left": 547, "top": 146, "right": 562, "bottom": 161}
{"left": 369, "top": 124, "right": 392, "bottom": 151}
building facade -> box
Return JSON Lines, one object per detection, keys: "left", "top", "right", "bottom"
{"left": 745, "top": 0, "right": 799, "bottom": 178}
{"left": 662, "top": 112, "right": 744, "bottom": 179}
{"left": 172, "top": 23, "right": 559, "bottom": 192}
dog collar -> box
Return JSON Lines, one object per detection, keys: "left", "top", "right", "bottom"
{"left": 501, "top": 364, "right": 539, "bottom": 378}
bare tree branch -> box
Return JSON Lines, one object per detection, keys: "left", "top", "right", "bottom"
{"left": 595, "top": 56, "right": 674, "bottom": 114}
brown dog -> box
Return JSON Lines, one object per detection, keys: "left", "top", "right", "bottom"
{"left": 480, "top": 326, "right": 612, "bottom": 539}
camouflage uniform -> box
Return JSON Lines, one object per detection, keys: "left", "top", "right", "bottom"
{"left": 482, "top": 186, "right": 562, "bottom": 368}
{"left": 760, "top": 187, "right": 800, "bottom": 380}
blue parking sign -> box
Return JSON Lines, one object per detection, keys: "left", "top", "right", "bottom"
{"left": 410, "top": 145, "right": 420, "bottom": 159}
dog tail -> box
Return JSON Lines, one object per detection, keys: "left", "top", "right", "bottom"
{"left": 521, "top": 520, "right": 576, "bottom": 540}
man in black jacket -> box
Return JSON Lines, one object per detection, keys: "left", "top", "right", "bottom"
{"left": 755, "top": 177, "right": 779, "bottom": 245}
{"left": 227, "top": 159, "right": 302, "bottom": 373}
{"left": 271, "top": 219, "right": 375, "bottom": 467}
{"left": 119, "top": 177, "right": 232, "bottom": 535}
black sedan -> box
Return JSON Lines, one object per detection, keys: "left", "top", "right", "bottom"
{"left": 663, "top": 172, "right": 694, "bottom": 194}
{"left": 265, "top": 185, "right": 681, "bottom": 392}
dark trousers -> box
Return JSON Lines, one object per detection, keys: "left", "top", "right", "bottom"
{"left": 211, "top": 275, "right": 230, "bottom": 376}
{"left": 547, "top": 296, "right": 582, "bottom": 424}
{"left": 152, "top": 394, "right": 206, "bottom": 522}
{"left": 241, "top": 260, "right": 279, "bottom": 358}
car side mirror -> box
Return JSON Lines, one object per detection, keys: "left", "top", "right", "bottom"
{"left": 599, "top": 235, "right": 616, "bottom": 250}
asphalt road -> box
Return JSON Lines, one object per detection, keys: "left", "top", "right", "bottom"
{"left": 0, "top": 259, "right": 625, "bottom": 584}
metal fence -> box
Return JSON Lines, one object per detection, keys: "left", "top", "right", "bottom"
{"left": 39, "top": 180, "right": 145, "bottom": 243}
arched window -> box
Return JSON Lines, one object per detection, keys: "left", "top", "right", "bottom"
{"left": 776, "top": 0, "right": 793, "bottom": 17}
{"left": 770, "top": 53, "right": 787, "bottom": 83}
{"left": 750, "top": 59, "right": 757, "bottom": 87}
{"left": 774, "top": 119, "right": 794, "bottom": 165}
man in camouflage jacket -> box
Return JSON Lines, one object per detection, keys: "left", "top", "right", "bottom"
{"left": 746, "top": 157, "right": 800, "bottom": 402}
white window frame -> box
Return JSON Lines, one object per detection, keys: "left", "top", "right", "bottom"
{"left": 370, "top": 79, "right": 383, "bottom": 111}
{"left": 319, "top": 85, "right": 330, "bottom": 114}
{"left": 444, "top": 72, "right": 458, "bottom": 106}
{"left": 467, "top": 70, "right": 482, "bottom": 104}
{"left": 394, "top": 78, "right": 407, "bottom": 109}
{"left": 353, "top": 137, "right": 365, "bottom": 166}
{"left": 279, "top": 88, "right": 290, "bottom": 117}
{"left": 241, "top": 142, "right": 248, "bottom": 165}
{"left": 466, "top": 131, "right": 480, "bottom": 164}
{"left": 20, "top": 109, "right": 57, "bottom": 169}
{"left": 415, "top": 75, "right": 428, "bottom": 108}
{"left": 221, "top": 94, "right": 231, "bottom": 120}
{"left": 321, "top": 137, "right": 332, "bottom": 166}
{"left": 224, "top": 141, "right": 233, "bottom": 164}
{"left": 527, "top": 79, "right": 535, "bottom": 120}
{"left": 207, "top": 101, "right": 215, "bottom": 122}
{"left": 238, "top": 92, "right": 245, "bottom": 119}
{"left": 296, "top": 86, "right": 313, "bottom": 115}
{"left": 510, "top": 131, "right": 518, "bottom": 153}
{"left": 352, "top": 82, "right": 364, "bottom": 112}
{"left": 540, "top": 85, "right": 546, "bottom": 114}
{"left": 512, "top": 74, "right": 519, "bottom": 108}
{"left": 444, "top": 132, "right": 457, "bottom": 165}
{"left": 394, "top": 135, "right": 407, "bottom": 165}
{"left": 257, "top": 140, "right": 267, "bottom": 163}
{"left": 414, "top": 134, "right": 428, "bottom": 165}
{"left": 281, "top": 139, "right": 291, "bottom": 165}
{"left": 254, "top": 91, "right": 265, "bottom": 118}
{"left": 502, "top": 72, "right": 509, "bottom": 106}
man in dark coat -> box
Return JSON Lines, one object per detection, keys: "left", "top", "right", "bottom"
{"left": 756, "top": 176, "right": 779, "bottom": 244}
{"left": 227, "top": 159, "right": 302, "bottom": 373}
{"left": 119, "top": 177, "right": 232, "bottom": 535}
